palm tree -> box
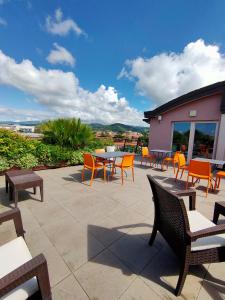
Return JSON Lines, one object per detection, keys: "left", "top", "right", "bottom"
{"left": 40, "top": 118, "right": 94, "bottom": 149}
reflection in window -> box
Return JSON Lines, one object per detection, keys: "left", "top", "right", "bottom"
{"left": 172, "top": 122, "right": 190, "bottom": 155}
{"left": 193, "top": 123, "right": 216, "bottom": 159}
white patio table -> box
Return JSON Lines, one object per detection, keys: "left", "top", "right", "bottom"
{"left": 192, "top": 157, "right": 225, "bottom": 166}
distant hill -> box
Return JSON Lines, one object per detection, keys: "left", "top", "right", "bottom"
{"left": 0, "top": 120, "right": 148, "bottom": 133}
{"left": 0, "top": 121, "right": 41, "bottom": 126}
{"left": 90, "top": 123, "right": 148, "bottom": 133}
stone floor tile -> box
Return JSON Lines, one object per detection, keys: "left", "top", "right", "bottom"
{"left": 74, "top": 249, "right": 136, "bottom": 300}
{"left": 119, "top": 277, "right": 162, "bottom": 300}
{"left": 25, "top": 227, "right": 53, "bottom": 257}
{"left": 26, "top": 199, "right": 69, "bottom": 227}
{"left": 197, "top": 262, "right": 225, "bottom": 300}
{"left": 87, "top": 216, "right": 126, "bottom": 247}
{"left": 43, "top": 215, "right": 105, "bottom": 272}
{"left": 108, "top": 206, "right": 147, "bottom": 234}
{"left": 52, "top": 274, "right": 89, "bottom": 300}
{"left": 109, "top": 233, "right": 159, "bottom": 273}
{"left": 41, "top": 245, "right": 71, "bottom": 287}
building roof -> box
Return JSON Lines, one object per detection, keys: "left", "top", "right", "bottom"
{"left": 144, "top": 81, "right": 225, "bottom": 123}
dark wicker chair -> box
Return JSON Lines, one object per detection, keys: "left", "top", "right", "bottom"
{"left": 147, "top": 175, "right": 225, "bottom": 296}
{"left": 0, "top": 208, "right": 52, "bottom": 300}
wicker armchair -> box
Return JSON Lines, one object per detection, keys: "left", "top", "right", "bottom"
{"left": 147, "top": 175, "right": 225, "bottom": 296}
{"left": 0, "top": 208, "right": 52, "bottom": 300}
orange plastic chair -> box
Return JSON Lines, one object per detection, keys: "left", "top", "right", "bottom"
{"left": 175, "top": 153, "right": 189, "bottom": 180}
{"left": 162, "top": 151, "right": 180, "bottom": 173}
{"left": 140, "top": 147, "right": 155, "bottom": 166}
{"left": 214, "top": 171, "right": 225, "bottom": 190}
{"left": 82, "top": 153, "right": 106, "bottom": 186}
{"left": 186, "top": 160, "right": 213, "bottom": 197}
{"left": 111, "top": 154, "right": 135, "bottom": 185}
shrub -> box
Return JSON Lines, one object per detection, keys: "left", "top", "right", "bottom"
{"left": 35, "top": 143, "right": 52, "bottom": 165}
{"left": 69, "top": 151, "right": 84, "bottom": 165}
{"left": 0, "top": 156, "right": 10, "bottom": 171}
{"left": 48, "top": 145, "right": 71, "bottom": 165}
{"left": 14, "top": 153, "right": 38, "bottom": 169}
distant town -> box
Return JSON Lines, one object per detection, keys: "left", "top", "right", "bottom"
{"left": 0, "top": 121, "right": 149, "bottom": 146}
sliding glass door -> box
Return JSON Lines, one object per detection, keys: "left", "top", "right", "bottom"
{"left": 172, "top": 122, "right": 217, "bottom": 161}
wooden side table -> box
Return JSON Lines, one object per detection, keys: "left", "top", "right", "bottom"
{"left": 6, "top": 171, "right": 43, "bottom": 207}
{"left": 213, "top": 201, "right": 225, "bottom": 224}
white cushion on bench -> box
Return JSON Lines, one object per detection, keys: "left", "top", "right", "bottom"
{"left": 188, "top": 210, "right": 225, "bottom": 251}
{"left": 0, "top": 236, "right": 38, "bottom": 300}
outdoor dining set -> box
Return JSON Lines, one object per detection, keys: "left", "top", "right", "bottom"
{"left": 140, "top": 146, "right": 225, "bottom": 197}
{"left": 82, "top": 149, "right": 135, "bottom": 185}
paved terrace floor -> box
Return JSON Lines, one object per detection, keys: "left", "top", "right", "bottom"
{"left": 0, "top": 160, "right": 225, "bottom": 300}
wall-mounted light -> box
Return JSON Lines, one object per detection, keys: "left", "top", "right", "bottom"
{"left": 189, "top": 110, "right": 197, "bottom": 117}
{"left": 158, "top": 115, "right": 162, "bottom": 122}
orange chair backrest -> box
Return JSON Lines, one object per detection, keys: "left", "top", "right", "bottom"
{"left": 121, "top": 154, "right": 135, "bottom": 167}
{"left": 83, "top": 153, "right": 95, "bottom": 168}
{"left": 95, "top": 148, "right": 105, "bottom": 154}
{"left": 142, "top": 147, "right": 149, "bottom": 156}
{"left": 189, "top": 160, "right": 211, "bottom": 177}
{"left": 178, "top": 153, "right": 186, "bottom": 167}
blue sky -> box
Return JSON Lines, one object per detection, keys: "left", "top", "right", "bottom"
{"left": 1, "top": 0, "right": 225, "bottom": 125}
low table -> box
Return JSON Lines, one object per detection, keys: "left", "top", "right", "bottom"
{"left": 5, "top": 170, "right": 43, "bottom": 207}
{"left": 213, "top": 201, "right": 225, "bottom": 224}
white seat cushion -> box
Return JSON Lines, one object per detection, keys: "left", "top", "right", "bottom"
{"left": 188, "top": 211, "right": 225, "bottom": 251}
{"left": 0, "top": 237, "right": 38, "bottom": 300}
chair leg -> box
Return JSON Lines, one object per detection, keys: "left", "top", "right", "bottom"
{"left": 175, "top": 169, "right": 179, "bottom": 181}
{"left": 103, "top": 166, "right": 106, "bottom": 181}
{"left": 180, "top": 169, "right": 184, "bottom": 179}
{"left": 186, "top": 175, "right": 189, "bottom": 189}
{"left": 121, "top": 169, "right": 124, "bottom": 185}
{"left": 90, "top": 169, "right": 95, "bottom": 186}
{"left": 132, "top": 167, "right": 134, "bottom": 182}
{"left": 206, "top": 179, "right": 210, "bottom": 197}
{"left": 149, "top": 220, "right": 157, "bottom": 246}
{"left": 82, "top": 167, "right": 85, "bottom": 182}
{"left": 214, "top": 176, "right": 218, "bottom": 190}
{"left": 218, "top": 176, "right": 221, "bottom": 188}
{"left": 175, "top": 257, "right": 190, "bottom": 296}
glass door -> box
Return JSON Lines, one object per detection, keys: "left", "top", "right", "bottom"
{"left": 192, "top": 123, "right": 217, "bottom": 159}
{"left": 172, "top": 122, "right": 191, "bottom": 156}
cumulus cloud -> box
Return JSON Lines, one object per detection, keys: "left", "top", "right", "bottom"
{"left": 45, "top": 8, "right": 86, "bottom": 37}
{"left": 47, "top": 43, "right": 75, "bottom": 67}
{"left": 119, "top": 39, "right": 225, "bottom": 105}
{"left": 0, "top": 17, "right": 7, "bottom": 26}
{"left": 0, "top": 50, "right": 143, "bottom": 125}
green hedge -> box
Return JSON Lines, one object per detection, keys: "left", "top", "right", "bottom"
{"left": 0, "top": 129, "right": 115, "bottom": 172}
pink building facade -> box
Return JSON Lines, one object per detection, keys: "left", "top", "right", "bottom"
{"left": 144, "top": 81, "right": 225, "bottom": 162}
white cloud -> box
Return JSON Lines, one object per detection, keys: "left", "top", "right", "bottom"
{"left": 119, "top": 39, "right": 225, "bottom": 106}
{"left": 47, "top": 43, "right": 75, "bottom": 67}
{"left": 0, "top": 106, "right": 56, "bottom": 122}
{"left": 45, "top": 8, "right": 86, "bottom": 37}
{"left": 0, "top": 17, "right": 7, "bottom": 26}
{"left": 0, "top": 50, "right": 143, "bottom": 125}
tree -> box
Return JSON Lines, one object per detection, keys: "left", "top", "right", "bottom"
{"left": 39, "top": 118, "right": 94, "bottom": 149}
